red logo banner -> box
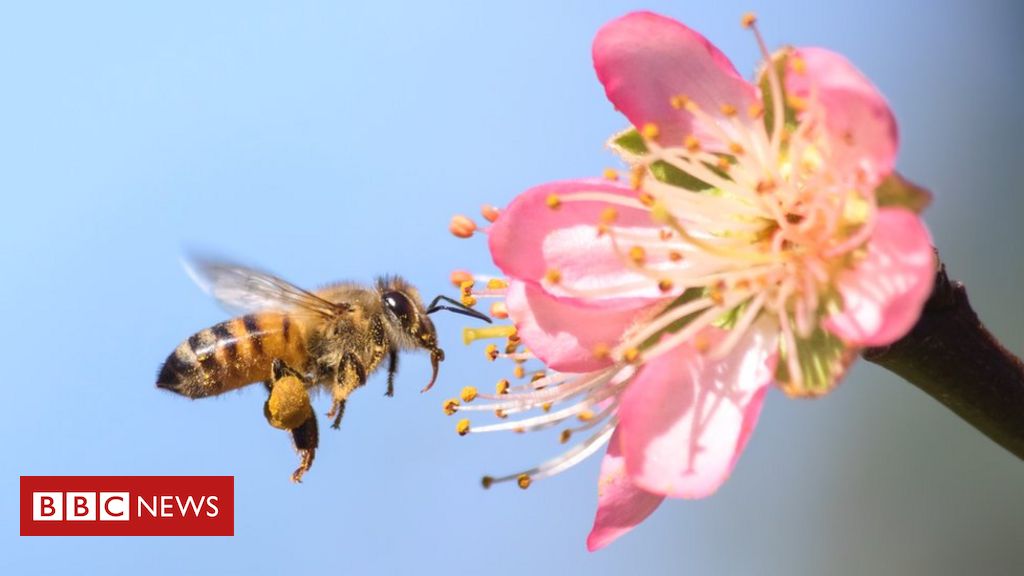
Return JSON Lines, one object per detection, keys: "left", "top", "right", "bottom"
{"left": 20, "top": 476, "right": 234, "bottom": 536}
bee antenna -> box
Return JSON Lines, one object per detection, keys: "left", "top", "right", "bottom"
{"left": 426, "top": 295, "right": 493, "bottom": 324}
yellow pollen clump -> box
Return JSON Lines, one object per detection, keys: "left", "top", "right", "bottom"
{"left": 641, "top": 122, "right": 660, "bottom": 139}
{"left": 495, "top": 379, "right": 510, "bottom": 394}
{"left": 460, "top": 386, "right": 478, "bottom": 403}
{"left": 577, "top": 409, "right": 596, "bottom": 422}
{"left": 489, "top": 301, "right": 508, "bottom": 319}
{"left": 747, "top": 103, "right": 765, "bottom": 119}
{"left": 443, "top": 398, "right": 460, "bottom": 416}
{"left": 623, "top": 347, "right": 641, "bottom": 364}
{"left": 456, "top": 419, "right": 471, "bottom": 436}
{"left": 670, "top": 94, "right": 689, "bottom": 110}
{"left": 603, "top": 167, "right": 620, "bottom": 181}
{"left": 628, "top": 245, "right": 647, "bottom": 266}
{"left": 484, "top": 344, "right": 499, "bottom": 361}
{"left": 461, "top": 295, "right": 478, "bottom": 307}
{"left": 658, "top": 279, "right": 674, "bottom": 293}
{"left": 541, "top": 402, "right": 553, "bottom": 413}
{"left": 513, "top": 363, "right": 525, "bottom": 379}
{"left": 486, "top": 278, "right": 508, "bottom": 290}
{"left": 729, "top": 142, "right": 745, "bottom": 155}
{"left": 480, "top": 204, "right": 500, "bottom": 223}
{"left": 684, "top": 134, "right": 701, "bottom": 153}
{"left": 592, "top": 342, "right": 611, "bottom": 359}
{"left": 669, "top": 251, "right": 684, "bottom": 262}
{"left": 517, "top": 474, "right": 532, "bottom": 490}
{"left": 790, "top": 56, "right": 807, "bottom": 75}
{"left": 481, "top": 476, "right": 494, "bottom": 489}
{"left": 531, "top": 371, "right": 547, "bottom": 385}
{"left": 546, "top": 194, "right": 562, "bottom": 210}
{"left": 741, "top": 12, "right": 757, "bottom": 28}
{"left": 449, "top": 215, "right": 477, "bottom": 238}
{"left": 544, "top": 269, "right": 562, "bottom": 285}
{"left": 560, "top": 429, "right": 572, "bottom": 444}
{"left": 449, "top": 269, "right": 473, "bottom": 287}
{"left": 460, "top": 279, "right": 475, "bottom": 295}
{"left": 719, "top": 103, "right": 738, "bottom": 117}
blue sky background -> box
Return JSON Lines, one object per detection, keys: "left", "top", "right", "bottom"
{"left": 2, "top": 1, "right": 1022, "bottom": 573}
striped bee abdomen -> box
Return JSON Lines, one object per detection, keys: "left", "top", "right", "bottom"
{"left": 157, "top": 313, "right": 308, "bottom": 398}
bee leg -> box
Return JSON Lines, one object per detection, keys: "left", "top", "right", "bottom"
{"left": 385, "top": 349, "right": 398, "bottom": 398}
{"left": 289, "top": 414, "right": 318, "bottom": 483}
{"left": 328, "top": 352, "right": 366, "bottom": 430}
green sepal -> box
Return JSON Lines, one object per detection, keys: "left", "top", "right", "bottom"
{"left": 609, "top": 128, "right": 648, "bottom": 157}
{"left": 775, "top": 323, "right": 853, "bottom": 395}
{"left": 874, "top": 171, "right": 933, "bottom": 214}
{"left": 649, "top": 160, "right": 713, "bottom": 191}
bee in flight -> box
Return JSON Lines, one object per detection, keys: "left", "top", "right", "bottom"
{"left": 156, "top": 258, "right": 490, "bottom": 482}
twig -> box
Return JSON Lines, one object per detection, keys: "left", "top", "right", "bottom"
{"left": 863, "top": 259, "right": 1024, "bottom": 459}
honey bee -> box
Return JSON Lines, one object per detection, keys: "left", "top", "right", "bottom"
{"left": 156, "top": 258, "right": 490, "bottom": 482}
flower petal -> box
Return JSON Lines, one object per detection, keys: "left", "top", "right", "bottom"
{"left": 489, "top": 179, "right": 675, "bottom": 301}
{"left": 593, "top": 11, "right": 757, "bottom": 147}
{"left": 785, "top": 47, "right": 898, "bottom": 185}
{"left": 506, "top": 280, "right": 656, "bottom": 372}
{"left": 617, "top": 321, "right": 778, "bottom": 498}
{"left": 825, "top": 208, "right": 934, "bottom": 347}
{"left": 586, "top": 429, "right": 665, "bottom": 551}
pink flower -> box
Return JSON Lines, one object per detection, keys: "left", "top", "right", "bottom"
{"left": 449, "top": 11, "right": 935, "bottom": 550}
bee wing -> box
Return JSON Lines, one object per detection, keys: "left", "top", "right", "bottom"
{"left": 184, "top": 257, "right": 346, "bottom": 318}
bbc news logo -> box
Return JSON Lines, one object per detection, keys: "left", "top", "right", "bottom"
{"left": 20, "top": 476, "right": 233, "bottom": 536}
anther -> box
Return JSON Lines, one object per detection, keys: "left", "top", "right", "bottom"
{"left": 495, "top": 379, "right": 510, "bottom": 395}
{"left": 560, "top": 429, "right": 572, "bottom": 444}
{"left": 450, "top": 269, "right": 473, "bottom": 287}
{"left": 449, "top": 215, "right": 477, "bottom": 238}
{"left": 460, "top": 386, "right": 478, "bottom": 403}
{"left": 641, "top": 122, "right": 660, "bottom": 140}
{"left": 669, "top": 251, "right": 684, "bottom": 262}
{"left": 670, "top": 94, "right": 689, "bottom": 110}
{"left": 443, "top": 398, "right": 460, "bottom": 416}
{"left": 747, "top": 103, "right": 765, "bottom": 119}
{"left": 460, "top": 280, "right": 475, "bottom": 295}
{"left": 684, "top": 135, "right": 701, "bottom": 153}
{"left": 517, "top": 474, "right": 532, "bottom": 490}
{"left": 716, "top": 156, "right": 732, "bottom": 171}
{"left": 489, "top": 301, "right": 508, "bottom": 319}
{"left": 486, "top": 279, "right": 508, "bottom": 290}
{"left": 485, "top": 344, "right": 499, "bottom": 361}
{"left": 600, "top": 207, "right": 618, "bottom": 225}
{"left": 630, "top": 166, "right": 646, "bottom": 190}
{"left": 513, "top": 364, "right": 525, "bottom": 379}
{"left": 719, "top": 103, "right": 738, "bottom": 117}
{"left": 729, "top": 142, "right": 745, "bottom": 155}
{"left": 592, "top": 343, "right": 611, "bottom": 360}
{"left": 603, "top": 167, "right": 620, "bottom": 181}
{"left": 541, "top": 402, "right": 553, "bottom": 413}
{"left": 790, "top": 56, "right": 807, "bottom": 75}
{"left": 456, "top": 419, "right": 471, "bottom": 436}
{"left": 628, "top": 246, "right": 647, "bottom": 266}
{"left": 756, "top": 179, "right": 777, "bottom": 194}
{"left": 461, "top": 294, "right": 478, "bottom": 307}
{"left": 480, "top": 204, "right": 501, "bottom": 223}
{"left": 623, "top": 347, "right": 641, "bottom": 364}
{"left": 577, "top": 410, "right": 596, "bottom": 422}
{"left": 658, "top": 279, "right": 674, "bottom": 293}
{"left": 481, "top": 476, "right": 494, "bottom": 489}
{"left": 544, "top": 269, "right": 562, "bottom": 285}
{"left": 546, "top": 194, "right": 562, "bottom": 209}
{"left": 494, "top": 409, "right": 508, "bottom": 419}
{"left": 741, "top": 12, "right": 757, "bottom": 28}
{"left": 786, "top": 94, "right": 808, "bottom": 112}
{"left": 637, "top": 191, "right": 655, "bottom": 207}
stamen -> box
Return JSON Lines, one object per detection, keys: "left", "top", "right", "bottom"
{"left": 603, "top": 167, "right": 620, "bottom": 181}
{"left": 544, "top": 269, "right": 562, "bottom": 285}
{"left": 546, "top": 194, "right": 562, "bottom": 209}
{"left": 443, "top": 398, "right": 460, "bottom": 415}
{"left": 461, "top": 386, "right": 478, "bottom": 403}
{"left": 456, "top": 419, "right": 471, "bottom": 436}
{"left": 480, "top": 204, "right": 500, "bottom": 223}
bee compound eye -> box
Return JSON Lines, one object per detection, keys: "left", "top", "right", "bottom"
{"left": 383, "top": 291, "right": 413, "bottom": 320}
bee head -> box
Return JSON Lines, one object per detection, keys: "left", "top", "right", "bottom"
{"left": 377, "top": 276, "right": 444, "bottom": 392}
